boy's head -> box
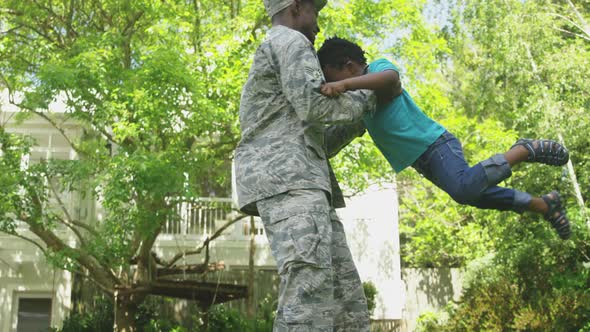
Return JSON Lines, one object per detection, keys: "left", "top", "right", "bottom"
{"left": 317, "top": 37, "right": 367, "bottom": 82}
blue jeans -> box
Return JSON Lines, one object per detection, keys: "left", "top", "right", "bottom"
{"left": 412, "top": 131, "right": 532, "bottom": 213}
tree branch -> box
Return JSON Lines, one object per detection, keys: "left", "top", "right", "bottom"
{"left": 29, "top": 221, "right": 119, "bottom": 289}
{"left": 47, "top": 175, "right": 74, "bottom": 221}
{"left": 566, "top": 0, "right": 590, "bottom": 36}
{"left": 157, "top": 243, "right": 225, "bottom": 277}
{"left": 552, "top": 26, "right": 590, "bottom": 41}
{"left": 17, "top": 22, "right": 64, "bottom": 49}
{"left": 21, "top": 192, "right": 120, "bottom": 292}
{"left": 63, "top": 90, "right": 122, "bottom": 147}
{"left": 1, "top": 230, "right": 48, "bottom": 257}
{"left": 10, "top": 101, "right": 82, "bottom": 154}
{"left": 45, "top": 175, "right": 99, "bottom": 237}
{"left": 71, "top": 267, "right": 115, "bottom": 295}
{"left": 133, "top": 199, "right": 169, "bottom": 284}
{"left": 66, "top": 0, "right": 78, "bottom": 39}
{"left": 69, "top": 218, "right": 99, "bottom": 237}
{"left": 163, "top": 213, "right": 247, "bottom": 268}
{"left": 0, "top": 25, "right": 23, "bottom": 35}
{"left": 157, "top": 262, "right": 225, "bottom": 278}
{"left": 121, "top": 10, "right": 144, "bottom": 69}
{"left": 549, "top": 12, "right": 590, "bottom": 39}
{"left": 52, "top": 214, "right": 86, "bottom": 246}
{"left": 91, "top": 0, "right": 113, "bottom": 26}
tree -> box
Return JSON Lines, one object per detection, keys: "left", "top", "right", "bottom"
{"left": 0, "top": 0, "right": 265, "bottom": 330}
{"left": 0, "top": 0, "right": 438, "bottom": 330}
{"left": 417, "top": 0, "right": 590, "bottom": 329}
{"left": 381, "top": 0, "right": 590, "bottom": 270}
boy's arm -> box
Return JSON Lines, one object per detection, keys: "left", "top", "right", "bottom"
{"left": 322, "top": 70, "right": 403, "bottom": 102}
{"left": 276, "top": 36, "right": 375, "bottom": 124}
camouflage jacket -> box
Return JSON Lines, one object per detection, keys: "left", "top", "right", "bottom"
{"left": 235, "top": 25, "right": 375, "bottom": 216}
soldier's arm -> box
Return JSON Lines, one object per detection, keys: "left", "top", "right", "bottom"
{"left": 277, "top": 37, "right": 375, "bottom": 124}
{"left": 324, "top": 122, "right": 366, "bottom": 159}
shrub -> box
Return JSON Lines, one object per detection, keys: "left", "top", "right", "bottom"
{"left": 435, "top": 226, "right": 590, "bottom": 332}
{"left": 363, "top": 281, "right": 378, "bottom": 316}
{"left": 56, "top": 297, "right": 113, "bottom": 332}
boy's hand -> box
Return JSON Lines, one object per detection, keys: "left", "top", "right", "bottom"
{"left": 321, "top": 81, "right": 348, "bottom": 97}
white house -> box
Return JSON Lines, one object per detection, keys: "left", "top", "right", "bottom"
{"left": 0, "top": 106, "right": 79, "bottom": 332}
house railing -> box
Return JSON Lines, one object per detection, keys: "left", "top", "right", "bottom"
{"left": 161, "top": 198, "right": 238, "bottom": 236}
{"left": 160, "top": 197, "right": 266, "bottom": 240}
{"left": 163, "top": 198, "right": 233, "bottom": 236}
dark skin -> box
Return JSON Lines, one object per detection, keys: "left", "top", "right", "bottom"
{"left": 272, "top": 0, "right": 320, "bottom": 45}
{"left": 321, "top": 60, "right": 553, "bottom": 215}
{"left": 322, "top": 60, "right": 402, "bottom": 104}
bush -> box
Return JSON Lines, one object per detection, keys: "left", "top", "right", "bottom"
{"left": 206, "top": 305, "right": 247, "bottom": 331}
{"left": 416, "top": 311, "right": 445, "bottom": 332}
{"left": 53, "top": 292, "right": 321, "bottom": 331}
{"left": 433, "top": 227, "right": 590, "bottom": 332}
{"left": 56, "top": 297, "right": 113, "bottom": 332}
{"left": 363, "top": 281, "right": 378, "bottom": 316}
{"left": 206, "top": 294, "right": 275, "bottom": 332}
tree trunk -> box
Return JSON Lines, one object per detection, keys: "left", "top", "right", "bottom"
{"left": 114, "top": 290, "right": 143, "bottom": 332}
{"left": 558, "top": 134, "right": 589, "bottom": 230}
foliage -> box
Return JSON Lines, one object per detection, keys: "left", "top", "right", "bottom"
{"left": 347, "top": 0, "right": 590, "bottom": 329}
{"left": 0, "top": 0, "right": 264, "bottom": 328}
{"left": 390, "top": 0, "right": 590, "bottom": 268}
{"left": 415, "top": 310, "right": 445, "bottom": 332}
{"left": 428, "top": 236, "right": 590, "bottom": 331}
{"left": 0, "top": 0, "right": 451, "bottom": 328}
{"left": 2, "top": 0, "right": 590, "bottom": 329}
{"left": 54, "top": 294, "right": 278, "bottom": 332}
{"left": 56, "top": 296, "right": 187, "bottom": 332}
{"left": 413, "top": 0, "right": 590, "bottom": 329}
{"left": 54, "top": 297, "right": 113, "bottom": 332}
{"left": 362, "top": 281, "right": 378, "bottom": 316}
{"left": 205, "top": 305, "right": 248, "bottom": 332}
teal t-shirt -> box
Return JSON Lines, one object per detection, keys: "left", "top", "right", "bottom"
{"left": 363, "top": 58, "right": 446, "bottom": 172}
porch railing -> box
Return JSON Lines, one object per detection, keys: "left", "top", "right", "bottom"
{"left": 161, "top": 198, "right": 266, "bottom": 240}
{"left": 163, "top": 198, "right": 234, "bottom": 236}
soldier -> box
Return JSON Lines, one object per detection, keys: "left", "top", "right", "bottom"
{"left": 234, "top": 0, "right": 377, "bottom": 330}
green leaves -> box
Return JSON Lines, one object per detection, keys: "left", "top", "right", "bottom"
{"left": 0, "top": 0, "right": 267, "bottom": 288}
{"left": 1, "top": 2, "right": 588, "bottom": 327}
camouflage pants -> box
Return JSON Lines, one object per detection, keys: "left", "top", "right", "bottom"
{"left": 257, "top": 189, "right": 369, "bottom": 332}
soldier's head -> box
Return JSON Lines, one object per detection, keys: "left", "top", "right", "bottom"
{"left": 265, "top": 0, "right": 326, "bottom": 45}
{"left": 317, "top": 37, "right": 367, "bottom": 82}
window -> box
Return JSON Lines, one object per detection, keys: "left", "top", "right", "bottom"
{"left": 16, "top": 298, "right": 52, "bottom": 332}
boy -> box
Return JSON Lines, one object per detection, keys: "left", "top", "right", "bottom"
{"left": 317, "top": 37, "right": 571, "bottom": 239}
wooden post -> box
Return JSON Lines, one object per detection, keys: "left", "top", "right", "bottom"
{"left": 247, "top": 216, "right": 256, "bottom": 318}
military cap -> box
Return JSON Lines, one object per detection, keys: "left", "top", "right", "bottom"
{"left": 263, "top": 0, "right": 327, "bottom": 18}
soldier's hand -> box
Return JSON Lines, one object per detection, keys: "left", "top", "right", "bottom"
{"left": 321, "top": 82, "right": 347, "bottom": 97}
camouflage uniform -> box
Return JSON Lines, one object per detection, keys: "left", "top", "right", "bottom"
{"left": 234, "top": 12, "right": 375, "bottom": 331}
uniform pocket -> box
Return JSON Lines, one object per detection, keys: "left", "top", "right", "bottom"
{"left": 265, "top": 210, "right": 331, "bottom": 274}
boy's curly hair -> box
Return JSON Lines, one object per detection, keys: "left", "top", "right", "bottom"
{"left": 317, "top": 37, "right": 367, "bottom": 69}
